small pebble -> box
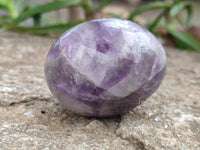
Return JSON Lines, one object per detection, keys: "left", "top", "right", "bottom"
{"left": 154, "top": 117, "right": 159, "bottom": 122}
{"left": 148, "top": 113, "right": 153, "bottom": 117}
{"left": 164, "top": 125, "right": 168, "bottom": 129}
{"left": 41, "top": 110, "right": 46, "bottom": 114}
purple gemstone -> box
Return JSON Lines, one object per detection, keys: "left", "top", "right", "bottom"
{"left": 45, "top": 18, "right": 167, "bottom": 117}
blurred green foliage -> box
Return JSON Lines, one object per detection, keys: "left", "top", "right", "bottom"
{"left": 127, "top": 0, "right": 200, "bottom": 51}
{"left": 0, "top": 0, "right": 113, "bottom": 34}
{"left": 0, "top": 0, "right": 199, "bottom": 51}
{"left": 0, "top": 0, "right": 87, "bottom": 33}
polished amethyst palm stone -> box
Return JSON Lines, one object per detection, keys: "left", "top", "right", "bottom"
{"left": 45, "top": 18, "right": 167, "bottom": 117}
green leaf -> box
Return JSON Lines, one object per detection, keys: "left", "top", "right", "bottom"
{"left": 0, "top": 0, "right": 18, "bottom": 18}
{"left": 128, "top": 1, "right": 171, "bottom": 21}
{"left": 81, "top": 0, "right": 92, "bottom": 14}
{"left": 0, "top": 17, "right": 12, "bottom": 26}
{"left": 148, "top": 10, "right": 167, "bottom": 32}
{"left": 0, "top": 0, "right": 11, "bottom": 10}
{"left": 174, "top": 0, "right": 180, "bottom": 4}
{"left": 108, "top": 12, "right": 122, "bottom": 18}
{"left": 0, "top": 25, "right": 5, "bottom": 31}
{"left": 0, "top": 4, "right": 8, "bottom": 11}
{"left": 25, "top": 102, "right": 35, "bottom": 106}
{"left": 11, "top": 21, "right": 83, "bottom": 35}
{"left": 167, "top": 28, "right": 200, "bottom": 51}
{"left": 33, "top": 13, "right": 41, "bottom": 26}
{"left": 13, "top": 0, "right": 81, "bottom": 24}
{"left": 93, "top": 0, "right": 113, "bottom": 11}
{"left": 16, "top": 0, "right": 26, "bottom": 8}
{"left": 169, "top": 2, "right": 192, "bottom": 25}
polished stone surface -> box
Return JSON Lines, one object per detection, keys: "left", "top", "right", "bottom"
{"left": 45, "top": 18, "right": 167, "bottom": 117}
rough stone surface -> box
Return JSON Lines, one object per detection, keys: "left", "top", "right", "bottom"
{"left": 45, "top": 18, "right": 167, "bottom": 117}
{"left": 0, "top": 31, "right": 200, "bottom": 150}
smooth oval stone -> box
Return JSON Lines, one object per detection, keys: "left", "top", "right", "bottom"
{"left": 45, "top": 18, "right": 167, "bottom": 117}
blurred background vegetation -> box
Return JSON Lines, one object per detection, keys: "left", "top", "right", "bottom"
{"left": 0, "top": 0, "right": 200, "bottom": 51}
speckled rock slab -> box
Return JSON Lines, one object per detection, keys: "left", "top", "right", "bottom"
{"left": 0, "top": 32, "right": 199, "bottom": 150}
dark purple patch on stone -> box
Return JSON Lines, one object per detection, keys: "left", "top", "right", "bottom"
{"left": 92, "top": 21, "right": 123, "bottom": 54}
{"left": 77, "top": 82, "right": 105, "bottom": 96}
{"left": 96, "top": 42, "right": 110, "bottom": 53}
{"left": 79, "top": 98, "right": 103, "bottom": 116}
{"left": 101, "top": 58, "right": 134, "bottom": 89}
